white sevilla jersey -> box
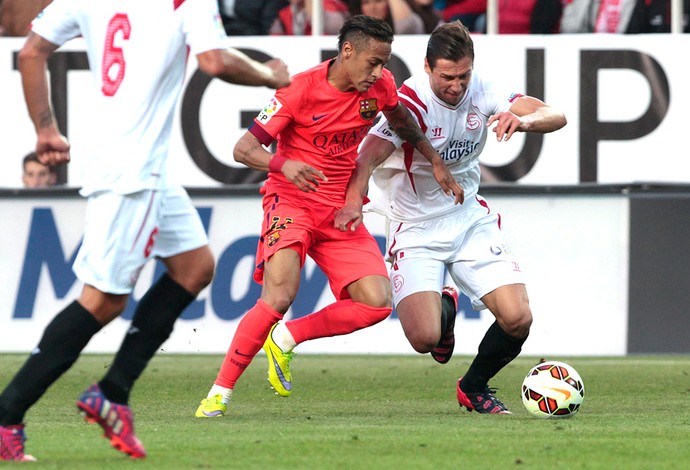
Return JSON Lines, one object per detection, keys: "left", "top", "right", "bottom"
{"left": 31, "top": 0, "right": 227, "bottom": 195}
{"left": 367, "top": 72, "right": 520, "bottom": 223}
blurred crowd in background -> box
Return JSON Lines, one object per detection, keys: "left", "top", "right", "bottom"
{"left": 1, "top": 0, "right": 688, "bottom": 38}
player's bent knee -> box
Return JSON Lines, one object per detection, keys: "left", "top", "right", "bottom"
{"left": 408, "top": 332, "right": 437, "bottom": 354}
{"left": 164, "top": 247, "right": 216, "bottom": 295}
{"left": 347, "top": 276, "right": 392, "bottom": 309}
{"left": 366, "top": 295, "right": 392, "bottom": 309}
{"left": 190, "top": 253, "right": 216, "bottom": 285}
{"left": 79, "top": 288, "right": 128, "bottom": 324}
{"left": 260, "top": 292, "right": 296, "bottom": 315}
{"left": 502, "top": 309, "right": 532, "bottom": 338}
{"left": 173, "top": 260, "right": 214, "bottom": 295}
{"left": 195, "top": 263, "right": 215, "bottom": 289}
{"left": 353, "top": 289, "right": 392, "bottom": 309}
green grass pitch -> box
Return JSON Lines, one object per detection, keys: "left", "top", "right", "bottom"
{"left": 1, "top": 354, "right": 689, "bottom": 469}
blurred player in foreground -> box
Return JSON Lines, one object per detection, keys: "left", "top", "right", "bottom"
{"left": 0, "top": 0, "right": 289, "bottom": 461}
{"left": 335, "top": 21, "right": 566, "bottom": 413}
{"left": 195, "top": 15, "right": 463, "bottom": 417}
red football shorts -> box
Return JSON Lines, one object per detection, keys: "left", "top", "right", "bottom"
{"left": 254, "top": 192, "right": 388, "bottom": 300}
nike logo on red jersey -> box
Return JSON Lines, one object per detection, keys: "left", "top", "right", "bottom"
{"left": 312, "top": 113, "right": 328, "bottom": 121}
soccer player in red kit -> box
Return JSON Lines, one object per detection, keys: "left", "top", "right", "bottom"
{"left": 196, "top": 15, "right": 463, "bottom": 416}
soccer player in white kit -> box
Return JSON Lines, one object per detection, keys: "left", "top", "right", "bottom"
{"left": 0, "top": 0, "right": 290, "bottom": 461}
{"left": 335, "top": 21, "right": 566, "bottom": 414}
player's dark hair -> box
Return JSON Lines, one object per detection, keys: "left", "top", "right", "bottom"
{"left": 337, "top": 15, "right": 394, "bottom": 52}
{"left": 426, "top": 21, "right": 474, "bottom": 69}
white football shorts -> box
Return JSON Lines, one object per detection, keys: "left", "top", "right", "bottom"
{"left": 73, "top": 185, "right": 208, "bottom": 294}
{"left": 386, "top": 195, "right": 525, "bottom": 310}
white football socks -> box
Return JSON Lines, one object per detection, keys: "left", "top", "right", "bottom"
{"left": 272, "top": 321, "right": 297, "bottom": 351}
{"left": 208, "top": 384, "right": 232, "bottom": 404}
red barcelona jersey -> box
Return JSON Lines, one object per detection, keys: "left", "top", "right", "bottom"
{"left": 250, "top": 60, "right": 399, "bottom": 206}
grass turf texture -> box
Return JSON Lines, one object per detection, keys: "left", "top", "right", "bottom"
{"left": 1, "top": 354, "right": 689, "bottom": 469}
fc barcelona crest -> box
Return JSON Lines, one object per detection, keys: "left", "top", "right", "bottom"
{"left": 359, "top": 98, "right": 378, "bottom": 120}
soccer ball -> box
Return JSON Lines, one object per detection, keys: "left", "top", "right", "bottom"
{"left": 521, "top": 360, "right": 585, "bottom": 418}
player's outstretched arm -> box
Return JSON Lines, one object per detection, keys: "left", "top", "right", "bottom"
{"left": 197, "top": 48, "right": 291, "bottom": 89}
{"left": 335, "top": 135, "right": 395, "bottom": 232}
{"left": 511, "top": 96, "right": 567, "bottom": 133}
{"left": 488, "top": 96, "right": 567, "bottom": 142}
{"left": 383, "top": 103, "right": 464, "bottom": 205}
{"left": 18, "top": 32, "right": 70, "bottom": 166}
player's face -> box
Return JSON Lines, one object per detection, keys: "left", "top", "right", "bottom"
{"left": 343, "top": 39, "right": 392, "bottom": 93}
{"left": 425, "top": 57, "right": 473, "bottom": 106}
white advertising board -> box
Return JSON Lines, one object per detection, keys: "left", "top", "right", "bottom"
{"left": 1, "top": 34, "right": 688, "bottom": 188}
{"left": 0, "top": 193, "right": 629, "bottom": 355}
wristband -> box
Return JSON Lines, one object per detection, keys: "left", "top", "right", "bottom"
{"left": 268, "top": 155, "right": 288, "bottom": 173}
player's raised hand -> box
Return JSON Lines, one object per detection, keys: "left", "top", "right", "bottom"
{"left": 431, "top": 160, "right": 464, "bottom": 205}
{"left": 487, "top": 112, "right": 522, "bottom": 142}
{"left": 36, "top": 130, "right": 70, "bottom": 166}
{"left": 281, "top": 160, "right": 327, "bottom": 192}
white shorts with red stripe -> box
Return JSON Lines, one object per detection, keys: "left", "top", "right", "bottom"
{"left": 73, "top": 185, "right": 207, "bottom": 294}
{"left": 386, "top": 195, "right": 525, "bottom": 310}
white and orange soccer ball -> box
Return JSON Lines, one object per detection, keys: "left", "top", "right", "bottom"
{"left": 521, "top": 360, "right": 585, "bottom": 418}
